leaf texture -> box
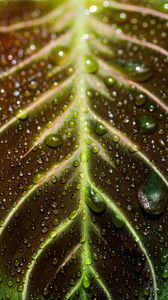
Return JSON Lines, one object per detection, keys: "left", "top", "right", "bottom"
{"left": 0, "top": 0, "right": 168, "bottom": 299}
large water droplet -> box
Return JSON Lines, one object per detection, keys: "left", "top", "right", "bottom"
{"left": 83, "top": 55, "right": 99, "bottom": 74}
{"left": 44, "top": 134, "right": 63, "bottom": 148}
{"left": 82, "top": 274, "right": 92, "bottom": 289}
{"left": 112, "top": 213, "right": 124, "bottom": 228}
{"left": 136, "top": 115, "right": 157, "bottom": 134}
{"left": 85, "top": 186, "right": 106, "bottom": 213}
{"left": 51, "top": 46, "right": 68, "bottom": 65}
{"left": 116, "top": 60, "right": 154, "bottom": 82}
{"left": 94, "top": 122, "right": 107, "bottom": 136}
{"left": 138, "top": 171, "right": 168, "bottom": 215}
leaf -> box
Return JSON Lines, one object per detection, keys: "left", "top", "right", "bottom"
{"left": 0, "top": 0, "right": 168, "bottom": 299}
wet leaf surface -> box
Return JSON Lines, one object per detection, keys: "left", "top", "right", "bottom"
{"left": 0, "top": 0, "right": 168, "bottom": 299}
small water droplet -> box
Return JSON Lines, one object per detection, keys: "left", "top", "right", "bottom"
{"left": 85, "top": 186, "right": 106, "bottom": 213}
{"left": 160, "top": 253, "right": 168, "bottom": 265}
{"left": 33, "top": 173, "right": 45, "bottom": 184}
{"left": 17, "top": 109, "right": 28, "bottom": 120}
{"left": 138, "top": 171, "right": 167, "bottom": 215}
{"left": 135, "top": 93, "right": 147, "bottom": 107}
{"left": 104, "top": 76, "right": 116, "bottom": 87}
{"left": 162, "top": 268, "right": 168, "bottom": 280}
{"left": 44, "top": 134, "right": 63, "bottom": 148}
{"left": 136, "top": 115, "right": 157, "bottom": 134}
{"left": 91, "top": 146, "right": 99, "bottom": 154}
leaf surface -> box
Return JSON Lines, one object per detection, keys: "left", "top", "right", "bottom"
{"left": 0, "top": 1, "right": 168, "bottom": 299}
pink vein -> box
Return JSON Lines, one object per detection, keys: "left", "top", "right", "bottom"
{"left": 0, "top": 74, "right": 74, "bottom": 135}
{"left": 108, "top": 1, "right": 168, "bottom": 20}
{"left": 90, "top": 136, "right": 115, "bottom": 167}
{"left": 45, "top": 244, "right": 81, "bottom": 290}
{"left": 98, "top": 59, "right": 168, "bottom": 113}
{"left": 90, "top": 18, "right": 168, "bottom": 57}
{"left": 0, "top": 4, "right": 68, "bottom": 32}
{"left": 0, "top": 31, "right": 72, "bottom": 80}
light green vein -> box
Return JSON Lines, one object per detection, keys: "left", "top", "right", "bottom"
{"left": 90, "top": 266, "right": 113, "bottom": 300}
{"left": 87, "top": 177, "right": 157, "bottom": 300}
{"left": 22, "top": 208, "right": 81, "bottom": 300}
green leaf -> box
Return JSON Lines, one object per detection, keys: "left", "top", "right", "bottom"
{"left": 0, "top": 0, "right": 168, "bottom": 299}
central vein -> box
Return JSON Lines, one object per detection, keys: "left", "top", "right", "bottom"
{"left": 72, "top": 0, "right": 93, "bottom": 297}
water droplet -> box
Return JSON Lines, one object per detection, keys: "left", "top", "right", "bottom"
{"left": 17, "top": 285, "right": 23, "bottom": 292}
{"left": 104, "top": 76, "right": 116, "bottom": 87}
{"left": 44, "top": 134, "right": 63, "bottom": 148}
{"left": 116, "top": 60, "right": 154, "bottom": 82}
{"left": 135, "top": 93, "right": 147, "bottom": 107}
{"left": 138, "top": 171, "right": 168, "bottom": 215}
{"left": 112, "top": 213, "right": 124, "bottom": 228}
{"left": 84, "top": 257, "right": 92, "bottom": 266}
{"left": 143, "top": 287, "right": 150, "bottom": 297}
{"left": 82, "top": 274, "right": 91, "bottom": 289}
{"left": 160, "top": 253, "right": 168, "bottom": 265}
{"left": 33, "top": 173, "right": 45, "bottom": 184}
{"left": 17, "top": 109, "right": 28, "bottom": 120}
{"left": 69, "top": 209, "right": 78, "bottom": 220}
{"left": 91, "top": 146, "right": 99, "bottom": 154}
{"left": 136, "top": 115, "right": 157, "bottom": 134}
{"left": 8, "top": 280, "right": 13, "bottom": 287}
{"left": 162, "top": 268, "right": 168, "bottom": 280}
{"left": 83, "top": 54, "right": 98, "bottom": 74}
{"left": 85, "top": 186, "right": 106, "bottom": 213}
{"left": 51, "top": 176, "right": 57, "bottom": 184}
{"left": 94, "top": 122, "right": 107, "bottom": 136}
{"left": 51, "top": 46, "right": 68, "bottom": 65}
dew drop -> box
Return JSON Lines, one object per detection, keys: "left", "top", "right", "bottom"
{"left": 104, "top": 76, "right": 116, "bottom": 87}
{"left": 44, "top": 134, "right": 63, "bottom": 148}
{"left": 17, "top": 285, "right": 23, "bottom": 292}
{"left": 8, "top": 281, "right": 13, "bottom": 287}
{"left": 138, "top": 171, "right": 168, "bottom": 215}
{"left": 33, "top": 173, "right": 45, "bottom": 184}
{"left": 83, "top": 54, "right": 98, "bottom": 74}
{"left": 135, "top": 93, "right": 147, "bottom": 107}
{"left": 136, "top": 115, "right": 157, "bottom": 134}
{"left": 160, "top": 253, "right": 168, "bottom": 265}
{"left": 85, "top": 186, "right": 106, "bottom": 213}
{"left": 82, "top": 274, "right": 91, "bottom": 289}
{"left": 94, "top": 122, "right": 107, "bottom": 136}
{"left": 91, "top": 146, "right": 99, "bottom": 154}
{"left": 112, "top": 213, "right": 124, "bottom": 228}
{"left": 116, "top": 60, "right": 154, "bottom": 82}
{"left": 162, "top": 268, "right": 168, "bottom": 280}
{"left": 51, "top": 46, "right": 68, "bottom": 65}
{"left": 84, "top": 257, "right": 92, "bottom": 266}
{"left": 17, "top": 109, "right": 28, "bottom": 120}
